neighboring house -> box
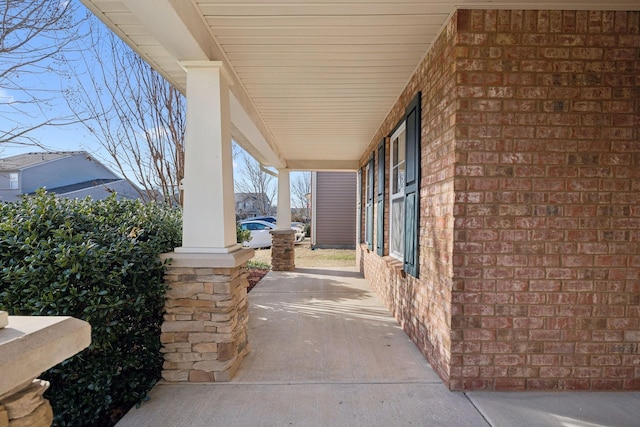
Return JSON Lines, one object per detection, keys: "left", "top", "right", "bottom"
{"left": 234, "top": 192, "right": 272, "bottom": 219}
{"left": 0, "top": 151, "right": 141, "bottom": 202}
{"left": 310, "top": 172, "right": 356, "bottom": 249}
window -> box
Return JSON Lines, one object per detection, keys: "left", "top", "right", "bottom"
{"left": 9, "top": 173, "right": 18, "bottom": 190}
{"left": 389, "top": 124, "right": 406, "bottom": 259}
{"left": 241, "top": 222, "right": 271, "bottom": 231}
{"left": 385, "top": 92, "right": 421, "bottom": 277}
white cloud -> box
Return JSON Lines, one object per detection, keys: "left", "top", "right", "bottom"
{"left": 141, "top": 126, "right": 169, "bottom": 141}
{"left": 0, "top": 89, "right": 15, "bottom": 104}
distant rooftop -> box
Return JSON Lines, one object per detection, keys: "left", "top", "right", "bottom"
{"left": 0, "top": 151, "right": 88, "bottom": 171}
{"left": 29, "top": 178, "right": 122, "bottom": 196}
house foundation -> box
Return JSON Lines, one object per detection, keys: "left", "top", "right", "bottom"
{"left": 159, "top": 250, "right": 253, "bottom": 382}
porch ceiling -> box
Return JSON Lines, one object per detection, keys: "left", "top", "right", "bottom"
{"left": 82, "top": 0, "right": 639, "bottom": 171}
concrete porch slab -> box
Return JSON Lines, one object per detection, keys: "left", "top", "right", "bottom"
{"left": 118, "top": 267, "right": 639, "bottom": 427}
{"left": 118, "top": 267, "right": 486, "bottom": 426}
{"left": 236, "top": 267, "right": 440, "bottom": 384}
{"left": 117, "top": 382, "right": 487, "bottom": 427}
{"left": 467, "top": 391, "right": 640, "bottom": 427}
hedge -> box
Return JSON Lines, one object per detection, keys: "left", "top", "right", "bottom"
{"left": 0, "top": 191, "right": 181, "bottom": 426}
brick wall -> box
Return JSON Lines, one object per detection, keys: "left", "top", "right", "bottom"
{"left": 451, "top": 9, "right": 640, "bottom": 391}
{"left": 358, "top": 8, "right": 639, "bottom": 391}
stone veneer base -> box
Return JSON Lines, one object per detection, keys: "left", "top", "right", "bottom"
{"left": 270, "top": 229, "right": 295, "bottom": 271}
{"left": 0, "top": 316, "right": 91, "bottom": 426}
{"left": 159, "top": 249, "right": 254, "bottom": 383}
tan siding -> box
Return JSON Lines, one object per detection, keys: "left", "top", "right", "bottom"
{"left": 315, "top": 172, "right": 357, "bottom": 248}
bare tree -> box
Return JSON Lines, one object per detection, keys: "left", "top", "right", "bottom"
{"left": 234, "top": 153, "right": 276, "bottom": 216}
{"left": 291, "top": 172, "right": 311, "bottom": 221}
{"left": 0, "top": 0, "right": 89, "bottom": 147}
{"left": 66, "top": 21, "right": 185, "bottom": 206}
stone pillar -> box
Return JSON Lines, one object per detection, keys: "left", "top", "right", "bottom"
{"left": 271, "top": 169, "right": 295, "bottom": 271}
{"left": 159, "top": 251, "right": 253, "bottom": 382}
{"left": 0, "top": 315, "right": 90, "bottom": 427}
{"left": 270, "top": 230, "right": 295, "bottom": 271}
{"left": 0, "top": 379, "right": 52, "bottom": 427}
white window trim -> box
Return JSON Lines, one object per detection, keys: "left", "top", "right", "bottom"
{"left": 9, "top": 173, "right": 18, "bottom": 190}
{"left": 389, "top": 122, "right": 406, "bottom": 260}
{"left": 364, "top": 162, "right": 371, "bottom": 246}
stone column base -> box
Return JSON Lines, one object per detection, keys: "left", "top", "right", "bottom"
{"left": 0, "top": 379, "right": 53, "bottom": 427}
{"left": 270, "top": 229, "right": 295, "bottom": 271}
{"left": 159, "top": 249, "right": 254, "bottom": 382}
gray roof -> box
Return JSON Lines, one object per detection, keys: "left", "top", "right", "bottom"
{"left": 28, "top": 178, "right": 122, "bottom": 196}
{"left": 0, "top": 151, "right": 87, "bottom": 171}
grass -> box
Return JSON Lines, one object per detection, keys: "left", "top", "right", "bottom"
{"left": 250, "top": 239, "right": 356, "bottom": 268}
{"left": 247, "top": 259, "right": 270, "bottom": 269}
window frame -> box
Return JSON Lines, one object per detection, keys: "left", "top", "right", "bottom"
{"left": 389, "top": 122, "right": 406, "bottom": 260}
{"left": 9, "top": 173, "right": 18, "bottom": 190}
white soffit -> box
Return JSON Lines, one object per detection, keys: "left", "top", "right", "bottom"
{"left": 83, "top": 0, "right": 640, "bottom": 171}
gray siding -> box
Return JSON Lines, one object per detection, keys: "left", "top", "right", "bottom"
{"left": 314, "top": 172, "right": 356, "bottom": 249}
{"left": 22, "top": 154, "right": 116, "bottom": 194}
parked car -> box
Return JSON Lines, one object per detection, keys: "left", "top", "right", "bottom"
{"left": 239, "top": 220, "right": 275, "bottom": 249}
{"left": 243, "top": 216, "right": 305, "bottom": 244}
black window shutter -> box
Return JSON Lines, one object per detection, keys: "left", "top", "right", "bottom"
{"left": 376, "top": 138, "right": 385, "bottom": 256}
{"left": 404, "top": 92, "right": 421, "bottom": 277}
{"left": 366, "top": 154, "right": 374, "bottom": 250}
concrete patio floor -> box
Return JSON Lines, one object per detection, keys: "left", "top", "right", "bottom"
{"left": 118, "top": 267, "right": 640, "bottom": 427}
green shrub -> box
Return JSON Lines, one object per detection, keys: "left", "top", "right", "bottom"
{"left": 236, "top": 222, "right": 250, "bottom": 244}
{"left": 0, "top": 191, "right": 181, "bottom": 426}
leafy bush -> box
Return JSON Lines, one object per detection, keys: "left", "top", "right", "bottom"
{"left": 0, "top": 191, "right": 181, "bottom": 426}
{"left": 237, "top": 222, "right": 250, "bottom": 244}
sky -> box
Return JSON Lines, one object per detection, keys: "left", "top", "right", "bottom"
{"left": 0, "top": 1, "right": 305, "bottom": 206}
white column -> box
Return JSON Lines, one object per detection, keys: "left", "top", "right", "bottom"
{"left": 177, "top": 61, "right": 240, "bottom": 253}
{"left": 276, "top": 168, "right": 291, "bottom": 230}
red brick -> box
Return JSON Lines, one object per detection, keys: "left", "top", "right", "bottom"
{"left": 494, "top": 378, "right": 526, "bottom": 391}
{"left": 540, "top": 366, "right": 572, "bottom": 377}
{"left": 573, "top": 367, "right": 602, "bottom": 378}
{"left": 481, "top": 342, "right": 513, "bottom": 353}
{"left": 559, "top": 379, "right": 591, "bottom": 390}
{"left": 530, "top": 330, "right": 561, "bottom": 341}
{"left": 463, "top": 354, "right": 493, "bottom": 365}
{"left": 592, "top": 379, "right": 622, "bottom": 391}
{"left": 495, "top": 355, "right": 526, "bottom": 366}
{"left": 603, "top": 367, "right": 634, "bottom": 378}
{"left": 501, "top": 360, "right": 532, "bottom": 373}
{"left": 591, "top": 355, "right": 622, "bottom": 366}
{"left": 563, "top": 355, "right": 590, "bottom": 367}
{"left": 623, "top": 379, "right": 640, "bottom": 390}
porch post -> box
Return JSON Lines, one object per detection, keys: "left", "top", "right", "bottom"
{"left": 160, "top": 61, "right": 253, "bottom": 383}
{"left": 276, "top": 168, "right": 291, "bottom": 230}
{"left": 178, "top": 61, "right": 238, "bottom": 253}
{"left": 271, "top": 168, "right": 295, "bottom": 271}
